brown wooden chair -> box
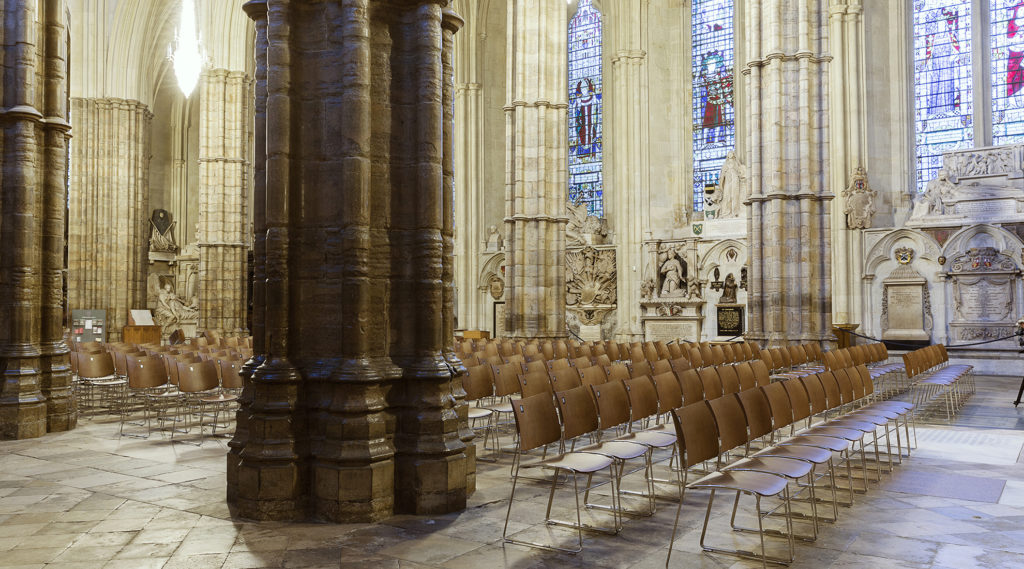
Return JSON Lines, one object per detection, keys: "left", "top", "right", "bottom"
{"left": 119, "top": 355, "right": 170, "bottom": 438}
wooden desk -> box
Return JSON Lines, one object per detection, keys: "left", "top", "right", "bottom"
{"left": 123, "top": 325, "right": 162, "bottom": 345}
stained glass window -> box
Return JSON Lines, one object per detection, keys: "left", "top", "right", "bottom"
{"left": 913, "top": 0, "right": 973, "bottom": 192}
{"left": 991, "top": 1, "right": 1024, "bottom": 145}
{"left": 691, "top": 0, "right": 735, "bottom": 212}
{"left": 568, "top": 0, "right": 604, "bottom": 218}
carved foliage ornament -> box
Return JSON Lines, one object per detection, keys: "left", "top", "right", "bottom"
{"left": 842, "top": 166, "right": 876, "bottom": 229}
{"left": 566, "top": 246, "right": 616, "bottom": 306}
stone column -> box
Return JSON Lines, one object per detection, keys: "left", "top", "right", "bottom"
{"left": 0, "top": 0, "right": 72, "bottom": 439}
{"left": 198, "top": 69, "right": 251, "bottom": 336}
{"left": 229, "top": 0, "right": 270, "bottom": 508}
{"left": 605, "top": 0, "right": 649, "bottom": 341}
{"left": 828, "top": 1, "right": 866, "bottom": 329}
{"left": 229, "top": 0, "right": 467, "bottom": 523}
{"left": 743, "top": 0, "right": 833, "bottom": 346}
{"left": 68, "top": 98, "right": 151, "bottom": 342}
{"left": 504, "top": 0, "right": 569, "bottom": 339}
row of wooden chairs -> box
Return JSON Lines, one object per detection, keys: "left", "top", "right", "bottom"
{"left": 903, "top": 344, "right": 974, "bottom": 421}
{"left": 457, "top": 337, "right": 763, "bottom": 368}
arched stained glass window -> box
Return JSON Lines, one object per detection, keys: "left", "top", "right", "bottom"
{"left": 568, "top": 0, "right": 604, "bottom": 218}
{"left": 992, "top": 1, "right": 1024, "bottom": 145}
{"left": 691, "top": 0, "right": 735, "bottom": 213}
{"left": 912, "top": 0, "right": 973, "bottom": 192}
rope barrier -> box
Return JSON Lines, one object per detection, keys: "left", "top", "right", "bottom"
{"left": 843, "top": 328, "right": 1018, "bottom": 349}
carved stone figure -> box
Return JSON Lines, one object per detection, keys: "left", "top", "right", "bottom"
{"left": 842, "top": 166, "right": 876, "bottom": 229}
{"left": 488, "top": 275, "right": 504, "bottom": 300}
{"left": 688, "top": 278, "right": 703, "bottom": 299}
{"left": 566, "top": 200, "right": 608, "bottom": 247}
{"left": 720, "top": 273, "right": 738, "bottom": 304}
{"left": 716, "top": 150, "right": 745, "bottom": 218}
{"left": 149, "top": 209, "right": 178, "bottom": 253}
{"left": 566, "top": 246, "right": 616, "bottom": 306}
{"left": 640, "top": 278, "right": 656, "bottom": 300}
{"left": 154, "top": 282, "right": 198, "bottom": 329}
{"left": 485, "top": 225, "right": 503, "bottom": 252}
{"left": 658, "top": 247, "right": 687, "bottom": 297}
{"left": 910, "top": 169, "right": 956, "bottom": 218}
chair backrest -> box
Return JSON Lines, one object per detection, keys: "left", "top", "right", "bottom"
{"left": 709, "top": 345, "right": 726, "bottom": 366}
{"left": 669, "top": 357, "right": 692, "bottom": 374}
{"left": 816, "top": 371, "right": 844, "bottom": 409}
{"left": 492, "top": 363, "right": 523, "bottom": 397}
{"left": 759, "top": 349, "right": 775, "bottom": 371}
{"left": 594, "top": 353, "right": 611, "bottom": 367}
{"left": 667, "top": 343, "right": 683, "bottom": 360}
{"left": 524, "top": 359, "right": 547, "bottom": 374}
{"left": 707, "top": 395, "right": 749, "bottom": 456}
{"left": 461, "top": 355, "right": 481, "bottom": 368}
{"left": 782, "top": 378, "right": 812, "bottom": 422}
{"left": 219, "top": 359, "right": 243, "bottom": 389}
{"left": 629, "top": 359, "right": 652, "bottom": 379}
{"left": 796, "top": 376, "right": 828, "bottom": 416}
{"left": 555, "top": 386, "right": 601, "bottom": 440}
{"left": 823, "top": 350, "right": 839, "bottom": 371}
{"left": 512, "top": 393, "right": 563, "bottom": 452}
{"left": 651, "top": 358, "right": 673, "bottom": 376}
{"left": 549, "top": 366, "right": 583, "bottom": 392}
{"left": 697, "top": 367, "right": 723, "bottom": 400}
{"left": 761, "top": 383, "right": 794, "bottom": 429}
{"left": 651, "top": 372, "right": 683, "bottom": 414}
{"left": 643, "top": 343, "right": 660, "bottom": 362}
{"left": 672, "top": 404, "right": 720, "bottom": 468}
{"left": 547, "top": 358, "right": 570, "bottom": 371}
{"left": 775, "top": 347, "right": 793, "bottom": 369}
{"left": 78, "top": 352, "right": 115, "bottom": 379}
{"left": 735, "top": 362, "right": 756, "bottom": 391}
{"left": 840, "top": 349, "right": 856, "bottom": 369}
{"left": 505, "top": 353, "right": 526, "bottom": 366}
{"left": 698, "top": 343, "right": 715, "bottom": 367}
{"left": 688, "top": 347, "right": 705, "bottom": 368}
{"left": 70, "top": 351, "right": 80, "bottom": 375}
{"left": 623, "top": 376, "right": 659, "bottom": 422}
{"left": 591, "top": 380, "right": 632, "bottom": 430}
{"left": 750, "top": 359, "right": 771, "bottom": 387}
{"left": 832, "top": 368, "right": 858, "bottom": 406}
{"left": 126, "top": 355, "right": 168, "bottom": 389}
{"left": 177, "top": 360, "right": 219, "bottom": 393}
{"left": 463, "top": 364, "right": 495, "bottom": 401}
{"left": 605, "top": 362, "right": 630, "bottom": 382}
{"left": 605, "top": 342, "right": 621, "bottom": 362}
{"left": 717, "top": 365, "right": 741, "bottom": 395}
{"left": 519, "top": 370, "right": 553, "bottom": 398}
{"left": 678, "top": 369, "right": 704, "bottom": 407}
{"left": 737, "top": 388, "right": 774, "bottom": 440}
{"left": 580, "top": 365, "right": 609, "bottom": 388}
{"left": 570, "top": 356, "right": 592, "bottom": 370}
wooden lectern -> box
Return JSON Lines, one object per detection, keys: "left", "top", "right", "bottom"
{"left": 123, "top": 310, "right": 162, "bottom": 345}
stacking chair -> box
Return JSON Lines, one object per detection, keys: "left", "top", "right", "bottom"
{"left": 594, "top": 354, "right": 612, "bottom": 367}
{"left": 651, "top": 358, "right": 673, "bottom": 376}
{"left": 669, "top": 356, "right": 691, "bottom": 374}
{"left": 519, "top": 370, "right": 553, "bottom": 398}
{"left": 174, "top": 359, "right": 238, "bottom": 444}
{"left": 710, "top": 345, "right": 727, "bottom": 366}
{"left": 697, "top": 367, "right": 724, "bottom": 400}
{"left": 650, "top": 372, "right": 683, "bottom": 422}
{"left": 503, "top": 393, "right": 619, "bottom": 553}
{"left": 549, "top": 366, "right": 583, "bottom": 392}
{"left": 666, "top": 403, "right": 795, "bottom": 568}
{"left": 750, "top": 360, "right": 772, "bottom": 387}
{"left": 570, "top": 356, "right": 592, "bottom": 370}
{"left": 629, "top": 359, "right": 652, "bottom": 379}
{"left": 688, "top": 347, "right": 705, "bottom": 368}
{"left": 580, "top": 365, "right": 609, "bottom": 388}
{"left": 666, "top": 342, "right": 683, "bottom": 360}
{"left": 678, "top": 369, "right": 705, "bottom": 407}
{"left": 523, "top": 359, "right": 547, "bottom": 374}
{"left": 605, "top": 362, "right": 630, "bottom": 382}
{"left": 547, "top": 358, "right": 571, "bottom": 371}
{"left": 77, "top": 352, "right": 123, "bottom": 413}
{"left": 119, "top": 355, "right": 170, "bottom": 438}
{"left": 464, "top": 364, "right": 497, "bottom": 456}
{"left": 484, "top": 363, "right": 523, "bottom": 454}
{"left": 717, "top": 365, "right": 741, "bottom": 395}
{"left": 736, "top": 362, "right": 757, "bottom": 391}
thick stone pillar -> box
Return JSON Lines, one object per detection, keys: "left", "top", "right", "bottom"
{"left": 68, "top": 98, "right": 151, "bottom": 342}
{"left": 504, "top": 0, "right": 568, "bottom": 339}
{"left": 0, "top": 0, "right": 73, "bottom": 439}
{"left": 743, "top": 0, "right": 833, "bottom": 346}
{"left": 828, "top": 1, "right": 866, "bottom": 329}
{"left": 229, "top": 0, "right": 270, "bottom": 508}
{"left": 229, "top": 0, "right": 467, "bottom": 523}
{"left": 605, "top": 0, "right": 649, "bottom": 341}
{"left": 198, "top": 69, "right": 251, "bottom": 335}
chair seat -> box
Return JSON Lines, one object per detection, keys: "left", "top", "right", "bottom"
{"left": 468, "top": 407, "right": 492, "bottom": 420}
{"left": 780, "top": 435, "right": 850, "bottom": 452}
{"left": 618, "top": 430, "right": 676, "bottom": 448}
{"left": 83, "top": 376, "right": 123, "bottom": 385}
{"left": 522, "top": 451, "right": 615, "bottom": 474}
{"left": 754, "top": 444, "right": 832, "bottom": 464}
{"left": 689, "top": 469, "right": 789, "bottom": 497}
{"left": 486, "top": 401, "right": 514, "bottom": 414}
{"left": 199, "top": 393, "right": 238, "bottom": 404}
{"left": 727, "top": 456, "right": 813, "bottom": 479}
{"left": 804, "top": 425, "right": 864, "bottom": 441}
{"left": 580, "top": 440, "right": 649, "bottom": 461}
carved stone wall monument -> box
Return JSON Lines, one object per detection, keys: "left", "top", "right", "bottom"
{"left": 566, "top": 245, "right": 616, "bottom": 341}
{"left": 909, "top": 145, "right": 1024, "bottom": 226}
{"left": 640, "top": 239, "right": 704, "bottom": 341}
{"left": 843, "top": 166, "right": 876, "bottom": 229}
{"left": 943, "top": 246, "right": 1022, "bottom": 347}
{"left": 880, "top": 247, "right": 932, "bottom": 342}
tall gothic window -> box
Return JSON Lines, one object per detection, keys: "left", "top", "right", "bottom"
{"left": 992, "top": 1, "right": 1024, "bottom": 145}
{"left": 913, "top": 0, "right": 973, "bottom": 192}
{"left": 568, "top": 0, "right": 604, "bottom": 217}
{"left": 691, "top": 0, "right": 735, "bottom": 212}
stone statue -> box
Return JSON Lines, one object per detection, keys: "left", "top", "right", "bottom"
{"left": 488, "top": 275, "right": 504, "bottom": 300}
{"left": 659, "top": 248, "right": 686, "bottom": 297}
{"left": 155, "top": 282, "right": 199, "bottom": 329}
{"left": 485, "top": 225, "right": 503, "bottom": 252}
{"left": 566, "top": 200, "right": 608, "bottom": 247}
{"left": 911, "top": 168, "right": 956, "bottom": 219}
{"left": 688, "top": 278, "right": 703, "bottom": 299}
{"left": 720, "top": 273, "right": 738, "bottom": 304}
{"left": 716, "top": 150, "right": 745, "bottom": 218}
{"left": 149, "top": 209, "right": 178, "bottom": 253}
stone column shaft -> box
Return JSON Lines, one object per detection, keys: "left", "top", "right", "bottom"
{"left": 744, "top": 0, "right": 833, "bottom": 347}
{"left": 0, "top": 0, "right": 72, "bottom": 439}
{"left": 504, "top": 0, "right": 568, "bottom": 339}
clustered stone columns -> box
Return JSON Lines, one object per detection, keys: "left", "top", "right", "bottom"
{"left": 198, "top": 69, "right": 252, "bottom": 336}
{"left": 68, "top": 98, "right": 151, "bottom": 342}
{"left": 503, "top": 0, "right": 569, "bottom": 339}
{"left": 229, "top": 0, "right": 468, "bottom": 522}
{"left": 743, "top": 0, "right": 833, "bottom": 347}
{"left": 0, "top": 0, "right": 75, "bottom": 439}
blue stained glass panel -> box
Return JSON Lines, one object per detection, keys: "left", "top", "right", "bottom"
{"left": 991, "top": 0, "right": 1024, "bottom": 145}
{"left": 568, "top": 0, "right": 604, "bottom": 218}
{"left": 913, "top": 0, "right": 972, "bottom": 192}
{"left": 692, "top": 0, "right": 735, "bottom": 212}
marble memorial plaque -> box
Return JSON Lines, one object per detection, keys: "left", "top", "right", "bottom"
{"left": 956, "top": 279, "right": 1012, "bottom": 322}
{"left": 887, "top": 286, "right": 924, "bottom": 331}
{"left": 645, "top": 320, "right": 698, "bottom": 342}
{"left": 717, "top": 306, "right": 744, "bottom": 337}
{"left": 493, "top": 302, "right": 505, "bottom": 338}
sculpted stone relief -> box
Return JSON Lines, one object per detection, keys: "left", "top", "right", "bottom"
{"left": 910, "top": 169, "right": 957, "bottom": 219}
{"left": 943, "top": 146, "right": 1018, "bottom": 180}
{"left": 566, "top": 200, "right": 608, "bottom": 247}
{"left": 842, "top": 166, "right": 876, "bottom": 229}
{"left": 149, "top": 209, "right": 178, "bottom": 253}
{"left": 566, "top": 246, "right": 616, "bottom": 306}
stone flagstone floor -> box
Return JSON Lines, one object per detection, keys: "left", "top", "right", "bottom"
{"left": 0, "top": 375, "right": 1023, "bottom": 568}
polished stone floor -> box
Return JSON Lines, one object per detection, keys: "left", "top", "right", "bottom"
{"left": 0, "top": 375, "right": 1023, "bottom": 568}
